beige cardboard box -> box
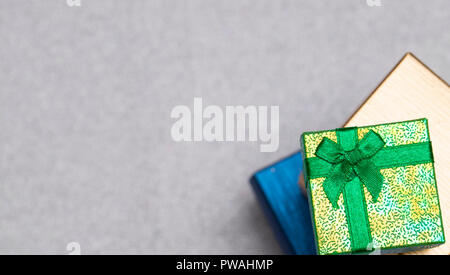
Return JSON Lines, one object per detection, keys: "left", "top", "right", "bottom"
{"left": 345, "top": 53, "right": 449, "bottom": 255}
{"left": 300, "top": 53, "right": 449, "bottom": 254}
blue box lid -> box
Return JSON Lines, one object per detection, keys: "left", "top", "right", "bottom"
{"left": 250, "top": 152, "right": 316, "bottom": 255}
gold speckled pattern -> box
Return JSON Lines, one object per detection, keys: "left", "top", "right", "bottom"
{"left": 357, "top": 120, "right": 428, "bottom": 146}
{"left": 367, "top": 163, "right": 444, "bottom": 248}
{"left": 310, "top": 177, "right": 352, "bottom": 254}
{"left": 303, "top": 131, "right": 337, "bottom": 158}
{"left": 303, "top": 119, "right": 444, "bottom": 255}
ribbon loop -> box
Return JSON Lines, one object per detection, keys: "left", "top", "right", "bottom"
{"left": 356, "top": 130, "right": 385, "bottom": 158}
{"left": 315, "top": 130, "right": 386, "bottom": 207}
{"left": 315, "top": 138, "right": 345, "bottom": 164}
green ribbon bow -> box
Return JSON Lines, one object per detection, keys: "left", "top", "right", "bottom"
{"left": 315, "top": 130, "right": 385, "bottom": 208}
{"left": 304, "top": 127, "right": 434, "bottom": 253}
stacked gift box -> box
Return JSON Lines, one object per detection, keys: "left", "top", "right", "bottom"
{"left": 251, "top": 53, "right": 450, "bottom": 255}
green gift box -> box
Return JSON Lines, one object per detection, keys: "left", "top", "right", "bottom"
{"left": 300, "top": 118, "right": 445, "bottom": 255}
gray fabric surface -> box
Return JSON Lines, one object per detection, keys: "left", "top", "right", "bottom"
{"left": 0, "top": 0, "right": 448, "bottom": 254}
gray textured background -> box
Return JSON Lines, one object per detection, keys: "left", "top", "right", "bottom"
{"left": 0, "top": 0, "right": 448, "bottom": 254}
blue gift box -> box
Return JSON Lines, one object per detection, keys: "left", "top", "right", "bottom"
{"left": 250, "top": 153, "right": 316, "bottom": 255}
